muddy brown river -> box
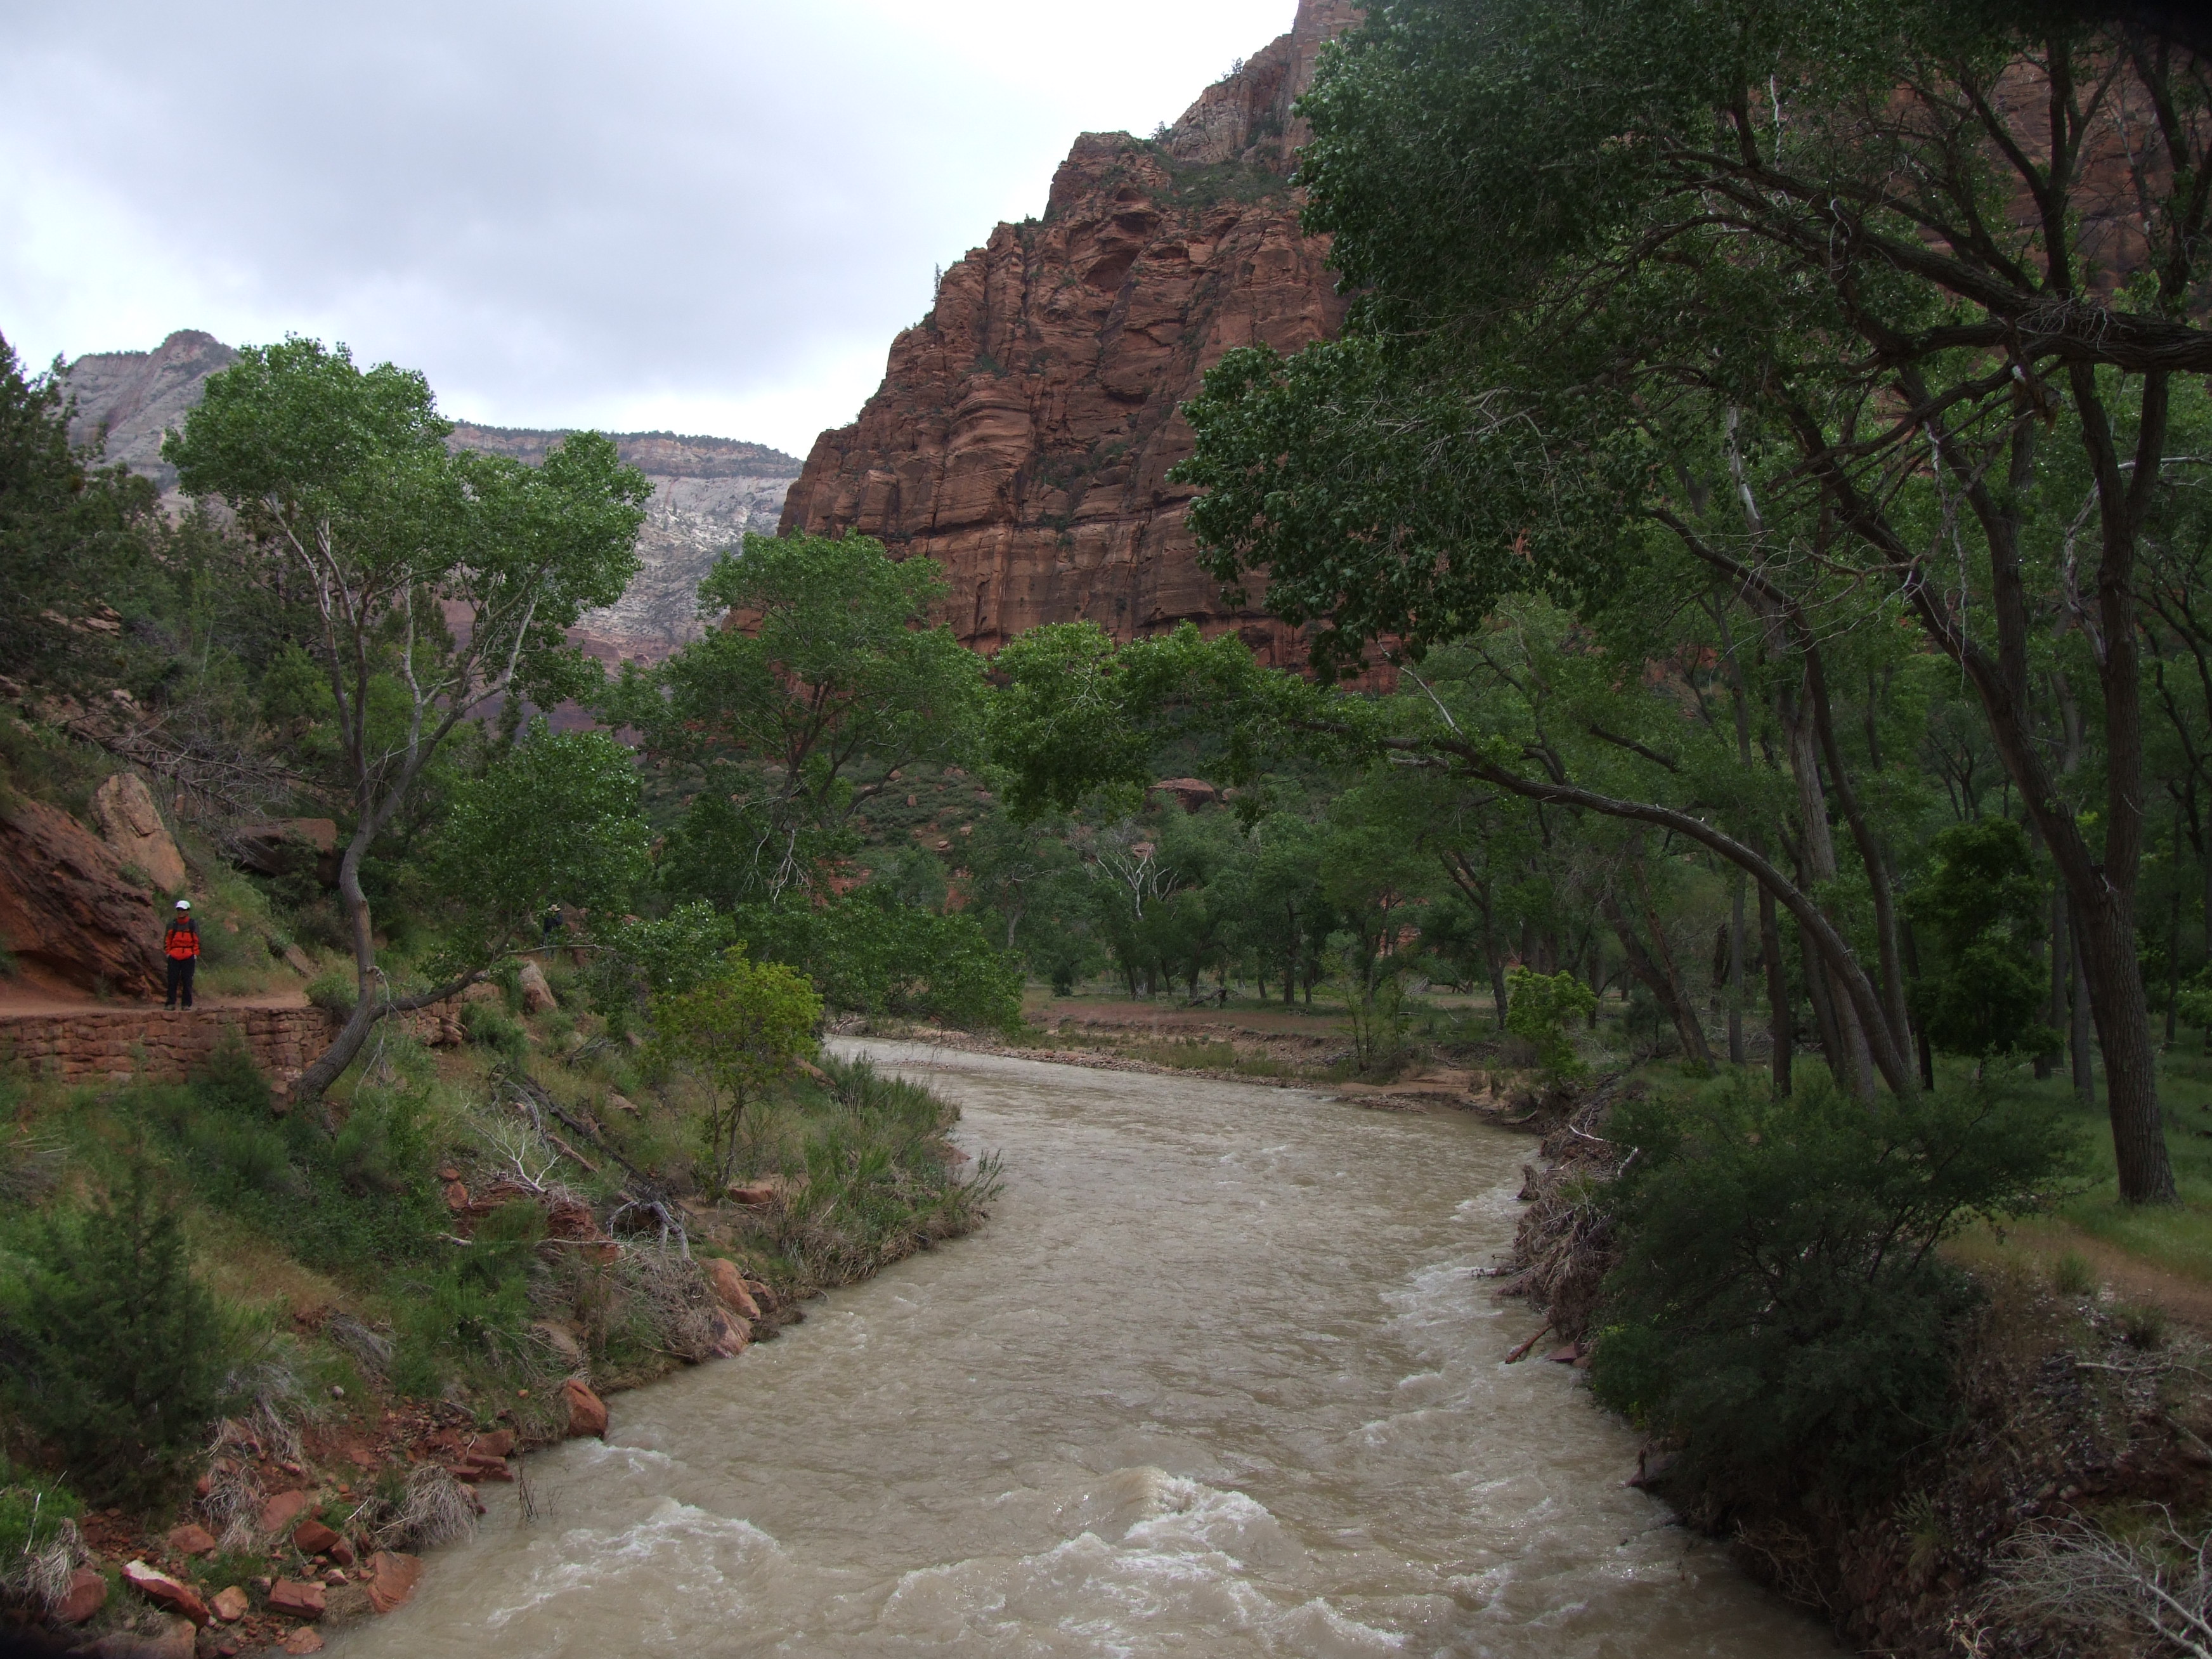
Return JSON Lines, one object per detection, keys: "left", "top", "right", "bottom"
{"left": 329, "top": 1041, "right": 1833, "bottom": 1657}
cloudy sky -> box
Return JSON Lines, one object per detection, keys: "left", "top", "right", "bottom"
{"left": 1, "top": 1, "right": 1296, "bottom": 459}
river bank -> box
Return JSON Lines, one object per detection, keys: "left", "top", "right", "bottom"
{"left": 2, "top": 1033, "right": 996, "bottom": 1659}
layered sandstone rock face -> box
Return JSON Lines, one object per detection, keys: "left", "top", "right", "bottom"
{"left": 450, "top": 423, "right": 799, "bottom": 664}
{"left": 60, "top": 348, "right": 800, "bottom": 667}
{"left": 779, "top": 0, "right": 1360, "bottom": 666}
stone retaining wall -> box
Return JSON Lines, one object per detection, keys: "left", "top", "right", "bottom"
{"left": 0, "top": 1006, "right": 341, "bottom": 1095}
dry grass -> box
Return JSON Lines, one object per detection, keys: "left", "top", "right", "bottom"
{"left": 1981, "top": 1511, "right": 2212, "bottom": 1657}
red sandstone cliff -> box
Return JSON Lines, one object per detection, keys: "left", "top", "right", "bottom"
{"left": 778, "top": 1, "right": 1360, "bottom": 667}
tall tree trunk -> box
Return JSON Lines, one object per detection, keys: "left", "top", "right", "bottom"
{"left": 1602, "top": 885, "right": 1714, "bottom": 1067}
{"left": 1779, "top": 682, "right": 1877, "bottom": 1098}
{"left": 1759, "top": 874, "right": 1792, "bottom": 1096}
{"left": 2070, "top": 899, "right": 2096, "bottom": 1110}
{"left": 1727, "top": 873, "right": 1747, "bottom": 1065}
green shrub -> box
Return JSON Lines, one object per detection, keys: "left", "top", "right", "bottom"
{"left": 1588, "top": 1077, "right": 2079, "bottom": 1510}
{"left": 460, "top": 1000, "right": 529, "bottom": 1063}
{"left": 1504, "top": 967, "right": 1596, "bottom": 1079}
{"left": 305, "top": 968, "right": 357, "bottom": 1016}
{"left": 0, "top": 1466, "right": 82, "bottom": 1568}
{"left": 0, "top": 1163, "right": 224, "bottom": 1502}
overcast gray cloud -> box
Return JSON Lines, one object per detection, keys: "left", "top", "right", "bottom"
{"left": 0, "top": 1, "right": 1296, "bottom": 457}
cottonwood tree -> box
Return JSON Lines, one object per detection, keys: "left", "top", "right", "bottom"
{"left": 164, "top": 339, "right": 649, "bottom": 1100}
{"left": 609, "top": 531, "right": 985, "bottom": 908}
{"left": 1172, "top": 0, "right": 2208, "bottom": 1199}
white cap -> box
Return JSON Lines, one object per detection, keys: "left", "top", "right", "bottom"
{"left": 175, "top": 899, "right": 191, "bottom": 909}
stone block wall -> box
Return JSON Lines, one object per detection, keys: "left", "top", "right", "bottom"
{"left": 0, "top": 1006, "right": 341, "bottom": 1096}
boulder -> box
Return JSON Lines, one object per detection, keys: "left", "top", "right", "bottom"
{"left": 292, "top": 1519, "right": 340, "bottom": 1555}
{"left": 57, "top": 1565, "right": 108, "bottom": 1623}
{"left": 562, "top": 1377, "right": 609, "bottom": 1439}
{"left": 282, "top": 1630, "right": 324, "bottom": 1655}
{"left": 364, "top": 1552, "right": 421, "bottom": 1615}
{"left": 0, "top": 799, "right": 166, "bottom": 995}
{"left": 122, "top": 1560, "right": 210, "bottom": 1626}
{"left": 91, "top": 772, "right": 188, "bottom": 892}
{"left": 710, "top": 1311, "right": 751, "bottom": 1357}
{"left": 166, "top": 1522, "right": 217, "bottom": 1555}
{"left": 517, "top": 959, "right": 557, "bottom": 1013}
{"left": 705, "top": 1257, "right": 762, "bottom": 1321}
{"left": 725, "top": 1181, "right": 777, "bottom": 1207}
{"left": 257, "top": 1489, "right": 313, "bottom": 1535}
{"left": 209, "top": 1586, "right": 249, "bottom": 1623}
{"left": 266, "top": 1578, "right": 325, "bottom": 1619}
{"left": 608, "top": 1091, "right": 640, "bottom": 1116}
{"left": 470, "top": 1428, "right": 516, "bottom": 1459}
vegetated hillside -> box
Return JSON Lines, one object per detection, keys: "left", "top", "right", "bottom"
{"left": 777, "top": 0, "right": 1360, "bottom": 668}
{"left": 59, "top": 337, "right": 802, "bottom": 668}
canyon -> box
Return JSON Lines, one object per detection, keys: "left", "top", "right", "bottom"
{"left": 60, "top": 332, "right": 800, "bottom": 667}
{"left": 777, "top": 0, "right": 1359, "bottom": 668}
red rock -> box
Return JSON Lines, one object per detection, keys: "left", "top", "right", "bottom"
{"left": 725, "top": 1181, "right": 776, "bottom": 1207}
{"left": 775, "top": 1, "right": 1368, "bottom": 677}
{"left": 562, "top": 1377, "right": 609, "bottom": 1438}
{"left": 470, "top": 1428, "right": 515, "bottom": 1459}
{"left": 0, "top": 798, "right": 167, "bottom": 995}
{"left": 57, "top": 1565, "right": 107, "bottom": 1623}
{"left": 1545, "top": 1344, "right": 1580, "bottom": 1364}
{"left": 282, "top": 1630, "right": 325, "bottom": 1655}
{"left": 292, "top": 1519, "right": 339, "bottom": 1554}
{"left": 365, "top": 1552, "right": 421, "bottom": 1615}
{"left": 167, "top": 1522, "right": 218, "bottom": 1555}
{"left": 328, "top": 1538, "right": 356, "bottom": 1566}
{"left": 443, "top": 1179, "right": 469, "bottom": 1211}
{"left": 122, "top": 1560, "right": 211, "bottom": 1625}
{"left": 258, "top": 1490, "right": 313, "bottom": 1534}
{"left": 517, "top": 959, "right": 557, "bottom": 1012}
{"left": 266, "top": 1578, "right": 325, "bottom": 1619}
{"left": 710, "top": 1311, "right": 751, "bottom": 1358}
{"left": 705, "top": 1257, "right": 762, "bottom": 1320}
{"left": 210, "top": 1585, "right": 249, "bottom": 1622}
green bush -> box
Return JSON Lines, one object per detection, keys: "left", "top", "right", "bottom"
{"left": 1504, "top": 966, "right": 1596, "bottom": 1079}
{"left": 0, "top": 1464, "right": 82, "bottom": 1571}
{"left": 460, "top": 999, "right": 529, "bottom": 1063}
{"left": 0, "top": 1163, "right": 224, "bottom": 1502}
{"left": 305, "top": 968, "right": 357, "bottom": 1016}
{"left": 135, "top": 1042, "right": 443, "bottom": 1271}
{"left": 1587, "top": 1077, "right": 2079, "bottom": 1511}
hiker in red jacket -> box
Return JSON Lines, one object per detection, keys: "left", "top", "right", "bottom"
{"left": 163, "top": 899, "right": 200, "bottom": 1009}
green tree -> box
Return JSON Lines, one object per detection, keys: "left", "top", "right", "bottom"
{"left": 1174, "top": 0, "right": 2204, "bottom": 1197}
{"left": 1504, "top": 967, "right": 1597, "bottom": 1081}
{"left": 433, "top": 725, "right": 653, "bottom": 970}
{"left": 0, "top": 333, "right": 162, "bottom": 693}
{"left": 1907, "top": 819, "right": 2059, "bottom": 1059}
{"left": 739, "top": 890, "right": 1024, "bottom": 1034}
{"left": 0, "top": 1162, "right": 223, "bottom": 1503}
{"left": 649, "top": 950, "right": 823, "bottom": 1188}
{"left": 612, "top": 532, "right": 985, "bottom": 907}
{"left": 165, "top": 339, "right": 650, "bottom": 1100}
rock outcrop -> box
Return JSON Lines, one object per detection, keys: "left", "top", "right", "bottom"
{"left": 777, "top": 0, "right": 1360, "bottom": 667}
{"left": 450, "top": 424, "right": 799, "bottom": 664}
{"left": 0, "top": 798, "right": 167, "bottom": 996}
{"left": 59, "top": 346, "right": 801, "bottom": 668}
{"left": 91, "top": 771, "right": 188, "bottom": 894}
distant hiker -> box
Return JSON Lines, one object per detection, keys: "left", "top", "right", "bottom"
{"left": 163, "top": 899, "right": 201, "bottom": 1009}
{"left": 541, "top": 904, "right": 566, "bottom": 947}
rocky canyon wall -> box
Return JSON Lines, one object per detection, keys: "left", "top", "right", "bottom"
{"left": 59, "top": 339, "right": 800, "bottom": 667}
{"left": 777, "top": 0, "right": 1361, "bottom": 668}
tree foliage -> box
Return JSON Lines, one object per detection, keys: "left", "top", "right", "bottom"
{"left": 649, "top": 949, "right": 823, "bottom": 1187}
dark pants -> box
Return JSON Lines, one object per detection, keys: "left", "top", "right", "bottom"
{"left": 164, "top": 956, "right": 196, "bottom": 1008}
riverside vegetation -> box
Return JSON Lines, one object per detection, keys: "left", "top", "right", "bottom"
{"left": 6, "top": 0, "right": 2212, "bottom": 1653}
